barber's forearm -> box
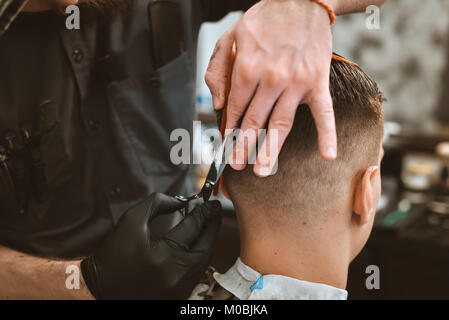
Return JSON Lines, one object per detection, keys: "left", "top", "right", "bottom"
{"left": 326, "top": 0, "right": 388, "bottom": 15}
{"left": 266, "top": 0, "right": 387, "bottom": 16}
{"left": 0, "top": 245, "right": 93, "bottom": 299}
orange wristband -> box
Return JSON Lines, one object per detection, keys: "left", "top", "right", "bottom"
{"left": 332, "top": 54, "right": 357, "bottom": 66}
{"left": 311, "top": 0, "right": 336, "bottom": 25}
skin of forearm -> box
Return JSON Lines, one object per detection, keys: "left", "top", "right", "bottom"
{"left": 326, "top": 0, "right": 388, "bottom": 15}
{"left": 0, "top": 245, "right": 94, "bottom": 299}
{"left": 269, "top": 0, "right": 387, "bottom": 16}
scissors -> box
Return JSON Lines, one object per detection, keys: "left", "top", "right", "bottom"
{"left": 175, "top": 133, "right": 235, "bottom": 214}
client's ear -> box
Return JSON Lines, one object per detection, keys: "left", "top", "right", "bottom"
{"left": 353, "top": 166, "right": 380, "bottom": 225}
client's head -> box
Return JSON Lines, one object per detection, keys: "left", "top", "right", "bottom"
{"left": 223, "top": 57, "right": 385, "bottom": 286}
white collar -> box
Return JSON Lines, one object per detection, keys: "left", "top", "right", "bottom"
{"left": 213, "top": 258, "right": 348, "bottom": 300}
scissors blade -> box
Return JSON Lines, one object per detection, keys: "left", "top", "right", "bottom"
{"left": 200, "top": 133, "right": 235, "bottom": 200}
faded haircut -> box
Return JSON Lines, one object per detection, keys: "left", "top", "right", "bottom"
{"left": 223, "top": 56, "right": 385, "bottom": 224}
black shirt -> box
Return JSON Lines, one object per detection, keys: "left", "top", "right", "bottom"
{"left": 0, "top": 0, "right": 256, "bottom": 258}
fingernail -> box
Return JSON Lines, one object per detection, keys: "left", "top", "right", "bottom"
{"left": 325, "top": 147, "right": 337, "bottom": 160}
{"left": 256, "top": 165, "right": 271, "bottom": 177}
{"left": 232, "top": 163, "right": 246, "bottom": 171}
{"left": 212, "top": 95, "right": 221, "bottom": 109}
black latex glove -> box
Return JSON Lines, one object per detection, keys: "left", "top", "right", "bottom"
{"left": 81, "top": 192, "right": 222, "bottom": 299}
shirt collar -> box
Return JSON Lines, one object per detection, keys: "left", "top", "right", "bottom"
{"left": 214, "top": 258, "right": 348, "bottom": 300}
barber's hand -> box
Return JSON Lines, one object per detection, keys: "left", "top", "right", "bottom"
{"left": 81, "top": 193, "right": 221, "bottom": 299}
{"left": 206, "top": 0, "right": 336, "bottom": 177}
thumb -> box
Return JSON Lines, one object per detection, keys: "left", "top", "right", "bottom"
{"left": 205, "top": 28, "right": 236, "bottom": 110}
{"left": 122, "top": 193, "right": 186, "bottom": 229}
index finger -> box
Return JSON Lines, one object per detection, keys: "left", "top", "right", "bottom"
{"left": 308, "top": 84, "right": 337, "bottom": 161}
{"left": 254, "top": 90, "right": 301, "bottom": 177}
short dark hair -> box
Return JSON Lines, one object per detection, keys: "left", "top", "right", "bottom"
{"left": 223, "top": 57, "right": 385, "bottom": 223}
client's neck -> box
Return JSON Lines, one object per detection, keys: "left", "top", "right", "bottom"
{"left": 237, "top": 209, "right": 351, "bottom": 290}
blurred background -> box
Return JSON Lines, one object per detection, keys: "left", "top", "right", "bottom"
{"left": 193, "top": 0, "right": 449, "bottom": 299}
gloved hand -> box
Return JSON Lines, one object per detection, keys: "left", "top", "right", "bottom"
{"left": 81, "top": 192, "right": 222, "bottom": 299}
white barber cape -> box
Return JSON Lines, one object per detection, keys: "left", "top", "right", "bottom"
{"left": 190, "top": 258, "right": 348, "bottom": 300}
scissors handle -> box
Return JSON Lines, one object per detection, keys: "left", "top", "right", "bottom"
{"left": 175, "top": 193, "right": 202, "bottom": 203}
{"left": 174, "top": 179, "right": 217, "bottom": 215}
